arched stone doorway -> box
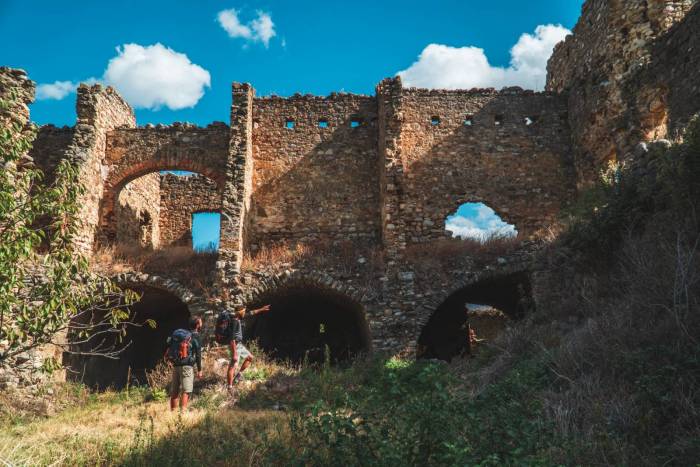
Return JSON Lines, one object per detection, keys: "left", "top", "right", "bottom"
{"left": 244, "top": 280, "right": 371, "bottom": 364}
{"left": 66, "top": 285, "right": 190, "bottom": 389}
{"left": 417, "top": 272, "right": 531, "bottom": 361}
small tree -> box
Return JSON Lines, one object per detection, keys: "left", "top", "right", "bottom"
{"left": 0, "top": 87, "right": 135, "bottom": 373}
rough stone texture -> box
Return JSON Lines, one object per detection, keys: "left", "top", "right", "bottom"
{"left": 547, "top": 0, "right": 699, "bottom": 186}
{"left": 99, "top": 124, "right": 229, "bottom": 244}
{"left": 249, "top": 93, "right": 381, "bottom": 251}
{"left": 8, "top": 0, "right": 700, "bottom": 357}
{"left": 116, "top": 172, "right": 161, "bottom": 249}
{"left": 29, "top": 125, "right": 74, "bottom": 175}
{"left": 68, "top": 84, "right": 137, "bottom": 251}
{"left": 159, "top": 173, "right": 222, "bottom": 247}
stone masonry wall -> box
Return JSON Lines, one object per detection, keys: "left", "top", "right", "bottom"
{"left": 248, "top": 93, "right": 381, "bottom": 252}
{"left": 115, "top": 172, "right": 161, "bottom": 249}
{"left": 69, "top": 84, "right": 137, "bottom": 251}
{"left": 29, "top": 125, "right": 75, "bottom": 175}
{"left": 100, "top": 124, "right": 229, "bottom": 244}
{"left": 547, "top": 0, "right": 698, "bottom": 186}
{"left": 395, "top": 86, "right": 573, "bottom": 244}
{"left": 159, "top": 173, "right": 223, "bottom": 247}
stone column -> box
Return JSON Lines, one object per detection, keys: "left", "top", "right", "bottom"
{"left": 216, "top": 83, "right": 254, "bottom": 299}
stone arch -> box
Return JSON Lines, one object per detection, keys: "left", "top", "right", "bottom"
{"left": 99, "top": 163, "right": 225, "bottom": 246}
{"left": 239, "top": 271, "right": 372, "bottom": 363}
{"left": 66, "top": 273, "right": 213, "bottom": 389}
{"left": 416, "top": 268, "right": 532, "bottom": 361}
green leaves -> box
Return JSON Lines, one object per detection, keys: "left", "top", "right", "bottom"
{"left": 0, "top": 92, "right": 132, "bottom": 368}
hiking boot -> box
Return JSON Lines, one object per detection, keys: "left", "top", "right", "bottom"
{"left": 233, "top": 373, "right": 245, "bottom": 385}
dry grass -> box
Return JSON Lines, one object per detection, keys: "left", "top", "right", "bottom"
{"left": 241, "top": 242, "right": 311, "bottom": 273}
{"left": 404, "top": 232, "right": 522, "bottom": 268}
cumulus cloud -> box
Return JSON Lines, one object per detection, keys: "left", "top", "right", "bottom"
{"left": 398, "top": 24, "right": 570, "bottom": 91}
{"left": 35, "top": 43, "right": 211, "bottom": 110}
{"left": 217, "top": 9, "right": 276, "bottom": 47}
{"left": 102, "top": 43, "right": 211, "bottom": 110}
{"left": 445, "top": 203, "right": 516, "bottom": 240}
{"left": 36, "top": 80, "right": 79, "bottom": 100}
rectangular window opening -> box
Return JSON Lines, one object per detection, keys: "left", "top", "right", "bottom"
{"left": 464, "top": 115, "right": 473, "bottom": 126}
{"left": 285, "top": 119, "right": 295, "bottom": 129}
{"left": 431, "top": 116, "right": 440, "bottom": 126}
{"left": 495, "top": 115, "right": 504, "bottom": 126}
{"left": 318, "top": 119, "right": 329, "bottom": 129}
{"left": 350, "top": 118, "right": 363, "bottom": 128}
{"left": 192, "top": 211, "right": 221, "bottom": 253}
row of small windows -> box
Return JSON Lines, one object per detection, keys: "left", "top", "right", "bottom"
{"left": 284, "top": 118, "right": 363, "bottom": 129}
{"left": 430, "top": 114, "right": 542, "bottom": 127}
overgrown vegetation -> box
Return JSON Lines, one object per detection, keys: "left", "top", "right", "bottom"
{"left": 0, "top": 89, "right": 132, "bottom": 370}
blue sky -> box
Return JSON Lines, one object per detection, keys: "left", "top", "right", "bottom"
{"left": 1, "top": 0, "right": 583, "bottom": 243}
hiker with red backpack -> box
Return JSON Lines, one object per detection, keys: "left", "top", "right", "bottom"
{"left": 214, "top": 304, "right": 271, "bottom": 391}
{"left": 166, "top": 317, "right": 203, "bottom": 411}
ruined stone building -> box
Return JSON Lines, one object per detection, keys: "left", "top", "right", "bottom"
{"left": 2, "top": 0, "right": 699, "bottom": 386}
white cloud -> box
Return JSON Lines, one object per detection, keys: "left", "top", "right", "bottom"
{"left": 217, "top": 9, "right": 276, "bottom": 48}
{"left": 35, "top": 44, "right": 210, "bottom": 110}
{"left": 398, "top": 24, "right": 570, "bottom": 91}
{"left": 217, "top": 9, "right": 252, "bottom": 40}
{"left": 36, "top": 80, "right": 78, "bottom": 100}
{"left": 102, "top": 43, "right": 210, "bottom": 110}
{"left": 445, "top": 203, "right": 517, "bottom": 240}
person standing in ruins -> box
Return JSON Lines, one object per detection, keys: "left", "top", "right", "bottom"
{"left": 166, "top": 317, "right": 203, "bottom": 411}
{"left": 214, "top": 304, "right": 271, "bottom": 392}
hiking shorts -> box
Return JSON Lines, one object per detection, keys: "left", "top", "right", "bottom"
{"left": 171, "top": 365, "right": 194, "bottom": 394}
{"left": 227, "top": 343, "right": 252, "bottom": 364}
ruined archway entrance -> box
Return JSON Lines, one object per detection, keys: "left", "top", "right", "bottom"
{"left": 245, "top": 284, "right": 371, "bottom": 364}
{"left": 417, "top": 272, "right": 531, "bottom": 361}
{"left": 67, "top": 286, "right": 190, "bottom": 389}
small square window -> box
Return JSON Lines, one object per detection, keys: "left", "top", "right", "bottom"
{"left": 350, "top": 118, "right": 362, "bottom": 128}
{"left": 495, "top": 115, "right": 504, "bottom": 126}
{"left": 318, "top": 119, "right": 329, "bottom": 129}
{"left": 464, "top": 115, "right": 473, "bottom": 126}
{"left": 430, "top": 116, "right": 440, "bottom": 126}
{"left": 285, "top": 119, "right": 295, "bottom": 129}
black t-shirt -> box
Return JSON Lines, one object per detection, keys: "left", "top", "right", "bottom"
{"left": 230, "top": 316, "right": 243, "bottom": 342}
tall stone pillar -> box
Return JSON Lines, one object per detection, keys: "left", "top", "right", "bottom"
{"left": 216, "top": 83, "right": 254, "bottom": 300}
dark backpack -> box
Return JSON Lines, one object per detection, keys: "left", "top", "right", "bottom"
{"left": 214, "top": 311, "right": 233, "bottom": 344}
{"left": 168, "top": 329, "right": 193, "bottom": 365}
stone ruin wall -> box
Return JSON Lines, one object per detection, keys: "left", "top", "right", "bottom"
{"left": 100, "top": 124, "right": 229, "bottom": 245}
{"left": 547, "top": 0, "right": 699, "bottom": 186}
{"left": 388, "top": 86, "right": 573, "bottom": 245}
{"left": 248, "top": 94, "right": 381, "bottom": 254}
{"left": 115, "top": 172, "right": 162, "bottom": 249}
{"left": 159, "top": 173, "right": 222, "bottom": 247}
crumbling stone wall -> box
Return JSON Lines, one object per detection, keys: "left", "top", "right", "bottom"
{"left": 248, "top": 93, "right": 381, "bottom": 251}
{"left": 547, "top": 0, "right": 699, "bottom": 186}
{"left": 29, "top": 125, "right": 74, "bottom": 175}
{"left": 382, "top": 84, "right": 573, "bottom": 249}
{"left": 159, "top": 173, "right": 222, "bottom": 247}
{"left": 115, "top": 173, "right": 161, "bottom": 249}
{"left": 99, "top": 124, "right": 229, "bottom": 244}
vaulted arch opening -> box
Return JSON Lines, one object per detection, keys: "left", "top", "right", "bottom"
{"left": 66, "top": 286, "right": 190, "bottom": 389}
{"left": 106, "top": 170, "right": 222, "bottom": 251}
{"left": 417, "top": 272, "right": 531, "bottom": 361}
{"left": 245, "top": 283, "right": 371, "bottom": 364}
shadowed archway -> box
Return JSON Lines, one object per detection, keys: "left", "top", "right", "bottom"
{"left": 417, "top": 272, "right": 531, "bottom": 361}
{"left": 244, "top": 281, "right": 371, "bottom": 364}
{"left": 66, "top": 286, "right": 190, "bottom": 389}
